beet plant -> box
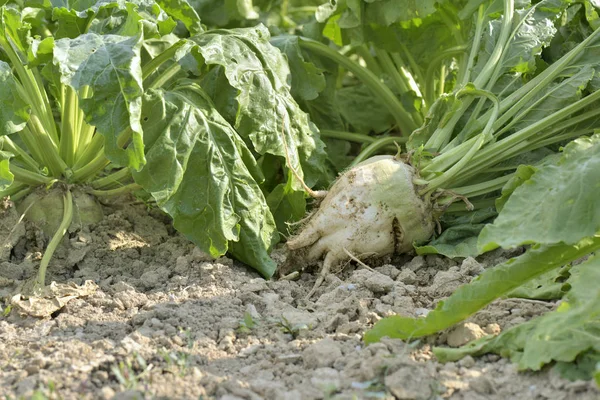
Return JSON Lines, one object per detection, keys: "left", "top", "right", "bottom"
{"left": 0, "top": 0, "right": 329, "bottom": 290}
{"left": 271, "top": 0, "right": 600, "bottom": 377}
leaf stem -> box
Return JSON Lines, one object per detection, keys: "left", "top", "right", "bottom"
{"left": 141, "top": 40, "right": 186, "bottom": 82}
{"left": 88, "top": 183, "right": 141, "bottom": 197}
{"left": 37, "top": 190, "right": 73, "bottom": 287}
{"left": 349, "top": 137, "right": 407, "bottom": 167}
{"left": 298, "top": 37, "right": 418, "bottom": 134}
{"left": 9, "top": 165, "right": 53, "bottom": 185}
{"left": 91, "top": 167, "right": 132, "bottom": 189}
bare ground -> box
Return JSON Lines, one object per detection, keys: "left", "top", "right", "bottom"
{"left": 0, "top": 199, "right": 598, "bottom": 400}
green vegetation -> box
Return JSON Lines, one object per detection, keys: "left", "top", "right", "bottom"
{"left": 0, "top": 0, "right": 599, "bottom": 384}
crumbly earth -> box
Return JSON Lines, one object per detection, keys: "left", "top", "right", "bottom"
{"left": 0, "top": 199, "right": 598, "bottom": 400}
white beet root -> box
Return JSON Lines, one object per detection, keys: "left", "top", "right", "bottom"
{"left": 287, "top": 155, "right": 435, "bottom": 296}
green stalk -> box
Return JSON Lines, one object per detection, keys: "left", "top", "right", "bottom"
{"left": 450, "top": 174, "right": 513, "bottom": 197}
{"left": 424, "top": 0, "right": 514, "bottom": 151}
{"left": 72, "top": 128, "right": 131, "bottom": 182}
{"left": 376, "top": 49, "right": 424, "bottom": 126}
{"left": 37, "top": 190, "right": 73, "bottom": 287}
{"left": 142, "top": 40, "right": 187, "bottom": 82}
{"left": 71, "top": 150, "right": 110, "bottom": 182}
{"left": 349, "top": 137, "right": 408, "bottom": 167}
{"left": 0, "top": 136, "right": 40, "bottom": 171}
{"left": 396, "top": 44, "right": 426, "bottom": 93}
{"left": 355, "top": 45, "right": 383, "bottom": 76}
{"left": 9, "top": 165, "right": 54, "bottom": 186}
{"left": 91, "top": 167, "right": 132, "bottom": 189}
{"left": 73, "top": 134, "right": 104, "bottom": 171}
{"left": 443, "top": 198, "right": 496, "bottom": 213}
{"left": 390, "top": 53, "right": 425, "bottom": 100}
{"left": 451, "top": 90, "right": 600, "bottom": 186}
{"left": 0, "top": 182, "right": 28, "bottom": 199}
{"left": 458, "top": 5, "right": 485, "bottom": 86}
{"left": 29, "top": 115, "right": 68, "bottom": 177}
{"left": 147, "top": 62, "right": 182, "bottom": 90}
{"left": 422, "top": 88, "right": 500, "bottom": 185}
{"left": 463, "top": 26, "right": 600, "bottom": 141}
{"left": 59, "top": 85, "right": 78, "bottom": 166}
{"left": 319, "top": 130, "right": 376, "bottom": 143}
{"left": 298, "top": 38, "right": 418, "bottom": 134}
{"left": 0, "top": 37, "right": 58, "bottom": 145}
{"left": 424, "top": 46, "right": 468, "bottom": 106}
{"left": 88, "top": 183, "right": 142, "bottom": 197}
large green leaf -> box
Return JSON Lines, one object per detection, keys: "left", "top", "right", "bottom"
{"left": 433, "top": 254, "right": 600, "bottom": 373}
{"left": 192, "top": 25, "right": 329, "bottom": 188}
{"left": 53, "top": 31, "right": 145, "bottom": 169}
{"left": 133, "top": 85, "right": 278, "bottom": 278}
{"left": 479, "top": 134, "right": 600, "bottom": 252}
{"left": 0, "top": 61, "right": 30, "bottom": 136}
{"left": 364, "top": 235, "right": 600, "bottom": 343}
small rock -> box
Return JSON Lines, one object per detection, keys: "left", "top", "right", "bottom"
{"left": 459, "top": 355, "right": 476, "bottom": 368}
{"left": 470, "top": 375, "right": 495, "bottom": 394}
{"left": 351, "top": 269, "right": 394, "bottom": 293}
{"left": 99, "top": 386, "right": 116, "bottom": 400}
{"left": 303, "top": 338, "right": 342, "bottom": 369}
{"left": 396, "top": 269, "right": 417, "bottom": 284}
{"left": 483, "top": 323, "right": 501, "bottom": 335}
{"left": 310, "top": 368, "right": 341, "bottom": 390}
{"left": 191, "top": 247, "right": 213, "bottom": 262}
{"left": 374, "top": 302, "right": 395, "bottom": 317}
{"left": 245, "top": 304, "right": 261, "bottom": 320}
{"left": 240, "top": 278, "right": 269, "bottom": 292}
{"left": 460, "top": 257, "right": 484, "bottom": 276}
{"left": 447, "top": 323, "right": 487, "bottom": 347}
{"left": 414, "top": 308, "right": 430, "bottom": 317}
{"left": 384, "top": 366, "right": 433, "bottom": 399}
{"left": 114, "top": 291, "right": 148, "bottom": 309}
{"left": 374, "top": 264, "right": 400, "bottom": 279}
{"left": 405, "top": 256, "right": 426, "bottom": 272}
{"left": 174, "top": 256, "right": 190, "bottom": 274}
{"left": 429, "top": 267, "right": 464, "bottom": 297}
{"left": 282, "top": 309, "right": 319, "bottom": 330}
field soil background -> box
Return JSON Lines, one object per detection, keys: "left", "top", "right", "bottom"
{"left": 0, "top": 198, "right": 598, "bottom": 400}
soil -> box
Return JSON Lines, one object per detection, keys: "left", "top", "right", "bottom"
{"left": 0, "top": 199, "right": 598, "bottom": 400}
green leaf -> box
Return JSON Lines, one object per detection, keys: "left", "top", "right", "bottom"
{"left": 507, "top": 264, "right": 570, "bottom": 300}
{"left": 187, "top": 0, "right": 258, "bottom": 27}
{"left": 192, "top": 25, "right": 329, "bottom": 188}
{"left": 270, "top": 35, "right": 326, "bottom": 101}
{"left": 415, "top": 225, "right": 485, "bottom": 258}
{"left": 553, "top": 351, "right": 600, "bottom": 381}
{"left": 266, "top": 175, "right": 307, "bottom": 237}
{"left": 416, "top": 208, "right": 497, "bottom": 259}
{"left": 133, "top": 85, "right": 278, "bottom": 278}
{"left": 336, "top": 85, "right": 395, "bottom": 133}
{"left": 53, "top": 31, "right": 145, "bottom": 169}
{"left": 433, "top": 254, "right": 600, "bottom": 373}
{"left": 0, "top": 149, "right": 14, "bottom": 190}
{"left": 495, "top": 164, "right": 536, "bottom": 211}
{"left": 155, "top": 0, "right": 202, "bottom": 35}
{"left": 364, "top": 235, "right": 600, "bottom": 343}
{"left": 0, "top": 61, "right": 30, "bottom": 135}
{"left": 478, "top": 134, "right": 600, "bottom": 252}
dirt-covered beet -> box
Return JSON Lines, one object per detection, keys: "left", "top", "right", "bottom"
{"left": 1, "top": 199, "right": 598, "bottom": 399}
{"left": 286, "top": 156, "right": 435, "bottom": 294}
{"left": 16, "top": 187, "right": 103, "bottom": 238}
